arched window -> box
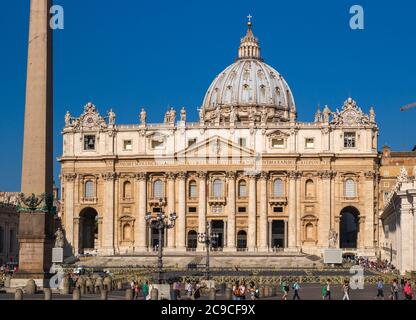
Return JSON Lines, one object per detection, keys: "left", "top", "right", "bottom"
{"left": 85, "top": 180, "right": 94, "bottom": 199}
{"left": 273, "top": 179, "right": 284, "bottom": 197}
{"left": 306, "top": 223, "right": 314, "bottom": 240}
{"left": 123, "top": 224, "right": 132, "bottom": 241}
{"left": 305, "top": 179, "right": 315, "bottom": 199}
{"left": 213, "top": 179, "right": 223, "bottom": 198}
{"left": 238, "top": 180, "right": 247, "bottom": 198}
{"left": 123, "top": 181, "right": 132, "bottom": 199}
{"left": 345, "top": 179, "right": 356, "bottom": 198}
{"left": 153, "top": 180, "right": 164, "bottom": 199}
{"left": 189, "top": 181, "right": 197, "bottom": 198}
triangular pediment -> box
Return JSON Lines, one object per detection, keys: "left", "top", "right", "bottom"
{"left": 176, "top": 135, "right": 255, "bottom": 158}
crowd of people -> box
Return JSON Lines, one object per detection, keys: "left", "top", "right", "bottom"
{"left": 353, "top": 257, "right": 396, "bottom": 274}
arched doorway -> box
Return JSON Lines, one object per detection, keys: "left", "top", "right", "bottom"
{"left": 237, "top": 230, "right": 247, "bottom": 251}
{"left": 187, "top": 230, "right": 198, "bottom": 250}
{"left": 340, "top": 207, "right": 360, "bottom": 249}
{"left": 79, "top": 207, "right": 98, "bottom": 253}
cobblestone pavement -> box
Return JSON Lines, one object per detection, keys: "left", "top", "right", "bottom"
{"left": 0, "top": 284, "right": 408, "bottom": 301}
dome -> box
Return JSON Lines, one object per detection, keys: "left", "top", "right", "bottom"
{"left": 201, "top": 18, "right": 296, "bottom": 124}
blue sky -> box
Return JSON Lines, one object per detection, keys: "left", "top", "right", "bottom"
{"left": 0, "top": 0, "right": 415, "bottom": 191}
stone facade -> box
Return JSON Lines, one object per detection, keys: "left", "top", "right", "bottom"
{"left": 59, "top": 22, "right": 379, "bottom": 258}
{"left": 380, "top": 168, "right": 416, "bottom": 274}
{"left": 0, "top": 193, "right": 20, "bottom": 265}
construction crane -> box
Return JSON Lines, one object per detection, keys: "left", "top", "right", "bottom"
{"left": 400, "top": 102, "right": 416, "bottom": 111}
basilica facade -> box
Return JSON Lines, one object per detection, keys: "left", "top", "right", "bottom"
{"left": 59, "top": 21, "right": 379, "bottom": 257}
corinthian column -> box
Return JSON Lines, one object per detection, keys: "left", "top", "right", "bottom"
{"left": 101, "top": 172, "right": 117, "bottom": 255}
{"left": 319, "top": 170, "right": 332, "bottom": 248}
{"left": 288, "top": 171, "right": 298, "bottom": 250}
{"left": 167, "top": 172, "right": 176, "bottom": 250}
{"left": 197, "top": 172, "right": 207, "bottom": 251}
{"left": 259, "top": 172, "right": 269, "bottom": 252}
{"left": 176, "top": 172, "right": 187, "bottom": 251}
{"left": 64, "top": 173, "right": 77, "bottom": 254}
{"left": 135, "top": 173, "right": 147, "bottom": 252}
{"left": 364, "top": 171, "right": 375, "bottom": 250}
{"left": 247, "top": 173, "right": 258, "bottom": 252}
{"left": 225, "top": 172, "right": 236, "bottom": 251}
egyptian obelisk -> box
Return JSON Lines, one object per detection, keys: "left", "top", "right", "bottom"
{"left": 12, "top": 0, "right": 54, "bottom": 288}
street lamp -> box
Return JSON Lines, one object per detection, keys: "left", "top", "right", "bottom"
{"left": 198, "top": 222, "right": 219, "bottom": 281}
{"left": 145, "top": 198, "right": 177, "bottom": 284}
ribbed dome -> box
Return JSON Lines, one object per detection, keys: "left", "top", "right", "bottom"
{"left": 201, "top": 18, "right": 296, "bottom": 124}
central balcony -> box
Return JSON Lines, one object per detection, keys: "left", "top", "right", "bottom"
{"left": 208, "top": 197, "right": 226, "bottom": 205}
{"left": 269, "top": 196, "right": 288, "bottom": 206}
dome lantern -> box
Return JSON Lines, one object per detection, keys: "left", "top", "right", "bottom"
{"left": 238, "top": 15, "right": 262, "bottom": 61}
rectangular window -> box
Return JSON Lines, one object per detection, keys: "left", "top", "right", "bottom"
{"left": 344, "top": 132, "right": 356, "bottom": 148}
{"left": 153, "top": 207, "right": 161, "bottom": 213}
{"left": 305, "top": 138, "right": 314, "bottom": 149}
{"left": 123, "top": 140, "right": 133, "bottom": 151}
{"left": 273, "top": 207, "right": 284, "bottom": 213}
{"left": 238, "top": 207, "right": 247, "bottom": 213}
{"left": 272, "top": 138, "right": 285, "bottom": 148}
{"left": 151, "top": 139, "right": 165, "bottom": 149}
{"left": 239, "top": 138, "right": 247, "bottom": 148}
{"left": 188, "top": 138, "right": 197, "bottom": 148}
{"left": 188, "top": 207, "right": 197, "bottom": 213}
{"left": 84, "top": 135, "right": 96, "bottom": 151}
{"left": 189, "top": 184, "right": 197, "bottom": 198}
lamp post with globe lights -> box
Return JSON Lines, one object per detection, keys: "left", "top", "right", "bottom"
{"left": 145, "top": 198, "right": 177, "bottom": 284}
{"left": 198, "top": 222, "right": 219, "bottom": 281}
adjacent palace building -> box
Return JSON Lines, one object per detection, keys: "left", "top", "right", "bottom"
{"left": 59, "top": 21, "right": 379, "bottom": 257}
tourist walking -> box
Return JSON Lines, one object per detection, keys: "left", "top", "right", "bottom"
{"left": 324, "top": 279, "right": 332, "bottom": 300}
{"left": 172, "top": 280, "right": 181, "bottom": 300}
{"left": 375, "top": 279, "right": 384, "bottom": 300}
{"left": 248, "top": 281, "right": 259, "bottom": 300}
{"left": 292, "top": 280, "right": 301, "bottom": 300}
{"left": 391, "top": 279, "right": 399, "bottom": 300}
{"left": 342, "top": 280, "right": 350, "bottom": 300}
{"left": 142, "top": 281, "right": 149, "bottom": 300}
{"left": 281, "top": 281, "right": 289, "bottom": 300}
{"left": 192, "top": 281, "right": 201, "bottom": 300}
{"left": 404, "top": 280, "right": 414, "bottom": 300}
{"left": 240, "top": 281, "right": 247, "bottom": 300}
{"left": 232, "top": 281, "right": 241, "bottom": 301}
{"left": 134, "top": 282, "right": 141, "bottom": 300}
{"left": 185, "top": 280, "right": 193, "bottom": 299}
{"left": 321, "top": 283, "right": 327, "bottom": 300}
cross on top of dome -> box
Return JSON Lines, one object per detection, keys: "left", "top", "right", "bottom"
{"left": 238, "top": 15, "right": 261, "bottom": 61}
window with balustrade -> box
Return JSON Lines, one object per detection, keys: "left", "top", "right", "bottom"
{"left": 344, "top": 179, "right": 356, "bottom": 198}
{"left": 153, "top": 180, "right": 164, "bottom": 199}
{"left": 189, "top": 180, "right": 197, "bottom": 199}
{"left": 84, "top": 180, "right": 94, "bottom": 199}
{"left": 273, "top": 179, "right": 284, "bottom": 197}
{"left": 238, "top": 180, "right": 247, "bottom": 198}
{"left": 212, "top": 179, "right": 223, "bottom": 198}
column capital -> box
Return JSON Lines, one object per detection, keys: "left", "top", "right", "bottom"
{"left": 259, "top": 171, "right": 269, "bottom": 180}
{"left": 287, "top": 171, "right": 301, "bottom": 180}
{"left": 197, "top": 171, "right": 207, "bottom": 179}
{"left": 245, "top": 171, "right": 259, "bottom": 180}
{"left": 226, "top": 171, "right": 237, "bottom": 180}
{"left": 167, "top": 172, "right": 177, "bottom": 181}
{"left": 318, "top": 170, "right": 336, "bottom": 180}
{"left": 64, "top": 173, "right": 77, "bottom": 182}
{"left": 364, "top": 171, "right": 376, "bottom": 180}
{"left": 135, "top": 172, "right": 147, "bottom": 181}
{"left": 101, "top": 172, "right": 117, "bottom": 181}
{"left": 177, "top": 172, "right": 187, "bottom": 180}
